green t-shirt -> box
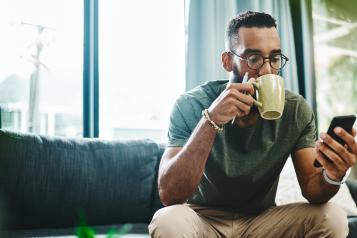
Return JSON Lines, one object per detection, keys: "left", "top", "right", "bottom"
{"left": 168, "top": 80, "right": 317, "bottom": 214}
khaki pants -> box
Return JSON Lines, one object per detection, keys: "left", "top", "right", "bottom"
{"left": 149, "top": 202, "right": 348, "bottom": 238}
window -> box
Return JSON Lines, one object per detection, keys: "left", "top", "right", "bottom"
{"left": 0, "top": 0, "right": 185, "bottom": 141}
{"left": 99, "top": 0, "right": 185, "bottom": 142}
{"left": 0, "top": 0, "right": 83, "bottom": 137}
{"left": 312, "top": 0, "right": 357, "bottom": 132}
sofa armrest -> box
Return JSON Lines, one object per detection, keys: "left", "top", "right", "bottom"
{"left": 346, "top": 179, "right": 357, "bottom": 206}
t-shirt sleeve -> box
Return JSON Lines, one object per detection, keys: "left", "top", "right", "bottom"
{"left": 167, "top": 96, "right": 193, "bottom": 147}
{"left": 293, "top": 97, "right": 317, "bottom": 152}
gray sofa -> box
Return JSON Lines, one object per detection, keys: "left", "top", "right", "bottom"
{"left": 0, "top": 129, "right": 357, "bottom": 237}
{"left": 0, "top": 129, "right": 164, "bottom": 237}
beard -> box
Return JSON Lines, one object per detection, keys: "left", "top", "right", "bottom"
{"left": 231, "top": 63, "right": 243, "bottom": 83}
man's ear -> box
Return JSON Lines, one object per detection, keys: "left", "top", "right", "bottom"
{"left": 221, "top": 52, "right": 233, "bottom": 72}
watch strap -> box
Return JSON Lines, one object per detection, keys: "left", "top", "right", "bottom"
{"left": 322, "top": 168, "right": 351, "bottom": 186}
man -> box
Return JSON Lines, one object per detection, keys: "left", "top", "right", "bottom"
{"left": 149, "top": 11, "right": 356, "bottom": 237}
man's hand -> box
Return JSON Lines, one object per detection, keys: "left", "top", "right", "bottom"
{"left": 316, "top": 127, "right": 357, "bottom": 181}
{"left": 208, "top": 81, "right": 255, "bottom": 125}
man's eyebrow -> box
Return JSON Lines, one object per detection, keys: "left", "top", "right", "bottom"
{"left": 271, "top": 49, "right": 282, "bottom": 54}
{"left": 240, "top": 48, "right": 282, "bottom": 55}
{"left": 241, "top": 49, "right": 262, "bottom": 55}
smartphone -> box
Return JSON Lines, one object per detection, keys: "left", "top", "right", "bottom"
{"left": 313, "top": 115, "right": 356, "bottom": 167}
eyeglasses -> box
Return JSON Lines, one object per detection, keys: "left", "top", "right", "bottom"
{"left": 230, "top": 50, "right": 289, "bottom": 70}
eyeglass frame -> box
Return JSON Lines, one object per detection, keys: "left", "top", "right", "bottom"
{"left": 229, "top": 50, "right": 289, "bottom": 71}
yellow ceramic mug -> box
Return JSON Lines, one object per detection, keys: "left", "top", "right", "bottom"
{"left": 251, "top": 74, "right": 285, "bottom": 120}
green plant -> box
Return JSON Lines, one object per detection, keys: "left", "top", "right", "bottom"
{"left": 75, "top": 211, "right": 95, "bottom": 238}
{"left": 75, "top": 210, "right": 133, "bottom": 238}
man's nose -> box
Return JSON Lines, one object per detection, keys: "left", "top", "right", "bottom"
{"left": 258, "top": 60, "right": 272, "bottom": 75}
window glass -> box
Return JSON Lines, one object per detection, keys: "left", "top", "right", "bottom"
{"left": 99, "top": 0, "right": 185, "bottom": 142}
{"left": 312, "top": 0, "right": 357, "bottom": 132}
{"left": 0, "top": 0, "right": 83, "bottom": 137}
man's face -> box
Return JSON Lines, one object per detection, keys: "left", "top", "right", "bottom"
{"left": 231, "top": 27, "right": 281, "bottom": 80}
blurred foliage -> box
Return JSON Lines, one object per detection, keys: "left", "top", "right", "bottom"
{"left": 319, "top": 0, "right": 357, "bottom": 22}
{"left": 76, "top": 210, "right": 132, "bottom": 238}
{"left": 327, "top": 56, "right": 357, "bottom": 113}
{"left": 313, "top": 0, "right": 357, "bottom": 131}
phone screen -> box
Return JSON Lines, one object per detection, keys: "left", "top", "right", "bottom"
{"left": 327, "top": 115, "right": 356, "bottom": 145}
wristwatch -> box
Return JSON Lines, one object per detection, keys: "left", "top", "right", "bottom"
{"left": 322, "top": 168, "right": 351, "bottom": 186}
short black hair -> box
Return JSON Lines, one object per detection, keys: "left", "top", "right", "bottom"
{"left": 225, "top": 11, "right": 277, "bottom": 50}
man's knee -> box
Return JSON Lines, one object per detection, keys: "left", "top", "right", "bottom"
{"left": 148, "top": 204, "right": 200, "bottom": 238}
{"left": 307, "top": 202, "right": 348, "bottom": 238}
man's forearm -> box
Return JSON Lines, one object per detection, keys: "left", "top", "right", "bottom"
{"left": 159, "top": 117, "right": 218, "bottom": 205}
{"left": 302, "top": 170, "right": 340, "bottom": 204}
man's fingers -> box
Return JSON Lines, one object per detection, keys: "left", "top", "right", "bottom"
{"left": 352, "top": 128, "right": 357, "bottom": 137}
{"left": 225, "top": 86, "right": 254, "bottom": 105}
{"left": 247, "top": 77, "right": 256, "bottom": 83}
{"left": 234, "top": 100, "right": 252, "bottom": 115}
{"left": 221, "top": 79, "right": 256, "bottom": 122}
{"left": 240, "top": 83, "right": 255, "bottom": 95}
{"left": 319, "top": 132, "right": 355, "bottom": 167}
{"left": 315, "top": 142, "right": 349, "bottom": 181}
{"left": 233, "top": 91, "right": 254, "bottom": 107}
{"left": 226, "top": 95, "right": 252, "bottom": 116}
{"left": 316, "top": 140, "right": 346, "bottom": 170}
{"left": 220, "top": 89, "right": 253, "bottom": 118}
{"left": 227, "top": 83, "right": 255, "bottom": 95}
{"left": 334, "top": 127, "right": 357, "bottom": 154}
{"left": 315, "top": 148, "right": 334, "bottom": 171}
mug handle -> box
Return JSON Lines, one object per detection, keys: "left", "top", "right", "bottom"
{"left": 251, "top": 82, "right": 262, "bottom": 108}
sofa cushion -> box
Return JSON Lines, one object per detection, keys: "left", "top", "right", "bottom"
{"left": 151, "top": 144, "right": 165, "bottom": 213}
{"left": 0, "top": 130, "right": 160, "bottom": 229}
{"left": 348, "top": 217, "right": 357, "bottom": 238}
{"left": 0, "top": 223, "right": 150, "bottom": 237}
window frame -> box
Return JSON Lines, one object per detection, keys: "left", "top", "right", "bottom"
{"left": 83, "top": 0, "right": 99, "bottom": 138}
